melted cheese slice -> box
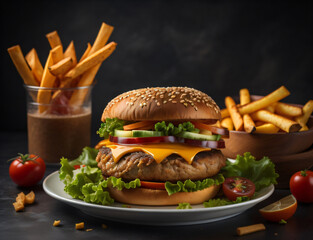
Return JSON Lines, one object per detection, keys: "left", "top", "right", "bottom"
{"left": 96, "top": 140, "right": 211, "bottom": 164}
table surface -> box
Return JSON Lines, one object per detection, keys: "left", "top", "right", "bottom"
{"left": 1, "top": 131, "right": 312, "bottom": 240}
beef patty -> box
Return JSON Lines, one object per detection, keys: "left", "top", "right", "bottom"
{"left": 96, "top": 147, "right": 226, "bottom": 182}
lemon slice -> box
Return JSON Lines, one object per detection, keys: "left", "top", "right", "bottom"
{"left": 259, "top": 194, "right": 297, "bottom": 222}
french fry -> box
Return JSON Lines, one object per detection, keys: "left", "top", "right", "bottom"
{"left": 53, "top": 220, "right": 61, "bottom": 227}
{"left": 46, "top": 30, "right": 62, "bottom": 49}
{"left": 300, "top": 125, "right": 309, "bottom": 132}
{"left": 13, "top": 201, "right": 24, "bottom": 212}
{"left": 75, "top": 222, "right": 84, "bottom": 230}
{"left": 275, "top": 102, "right": 303, "bottom": 117}
{"left": 237, "top": 224, "right": 266, "bottom": 236}
{"left": 64, "top": 42, "right": 117, "bottom": 81}
{"left": 214, "top": 120, "right": 221, "bottom": 128}
{"left": 238, "top": 86, "right": 290, "bottom": 115}
{"left": 251, "top": 110, "right": 301, "bottom": 132}
{"left": 50, "top": 45, "right": 64, "bottom": 64}
{"left": 221, "top": 108, "right": 229, "bottom": 118}
{"left": 265, "top": 104, "right": 275, "bottom": 113}
{"left": 64, "top": 41, "right": 77, "bottom": 66}
{"left": 221, "top": 104, "right": 240, "bottom": 118}
{"left": 221, "top": 117, "right": 234, "bottom": 131}
{"left": 225, "top": 96, "right": 244, "bottom": 131}
{"left": 16, "top": 192, "right": 26, "bottom": 204}
{"left": 240, "top": 88, "right": 250, "bottom": 105}
{"left": 255, "top": 123, "right": 280, "bottom": 133}
{"left": 49, "top": 57, "right": 73, "bottom": 76}
{"left": 239, "top": 89, "right": 255, "bottom": 132}
{"left": 243, "top": 114, "right": 256, "bottom": 133}
{"left": 70, "top": 22, "right": 114, "bottom": 106}
{"left": 25, "top": 191, "right": 35, "bottom": 205}
{"left": 7, "top": 45, "right": 39, "bottom": 86}
{"left": 88, "top": 22, "right": 114, "bottom": 56}
{"left": 79, "top": 43, "right": 92, "bottom": 62}
{"left": 295, "top": 100, "right": 313, "bottom": 127}
{"left": 25, "top": 48, "right": 44, "bottom": 83}
{"left": 255, "top": 121, "right": 265, "bottom": 127}
{"left": 37, "top": 50, "right": 57, "bottom": 113}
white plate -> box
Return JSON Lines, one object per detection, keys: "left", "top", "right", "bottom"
{"left": 43, "top": 171, "right": 274, "bottom": 226}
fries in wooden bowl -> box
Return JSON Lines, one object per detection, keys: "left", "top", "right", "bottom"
{"left": 219, "top": 86, "right": 313, "bottom": 160}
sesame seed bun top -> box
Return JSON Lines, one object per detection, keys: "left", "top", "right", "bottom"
{"left": 101, "top": 87, "right": 221, "bottom": 122}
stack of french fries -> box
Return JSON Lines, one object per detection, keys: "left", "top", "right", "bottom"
{"left": 219, "top": 86, "right": 313, "bottom": 133}
{"left": 7, "top": 22, "right": 117, "bottom": 113}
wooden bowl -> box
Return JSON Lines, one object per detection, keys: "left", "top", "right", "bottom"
{"left": 271, "top": 146, "right": 313, "bottom": 188}
{"left": 221, "top": 116, "right": 313, "bottom": 159}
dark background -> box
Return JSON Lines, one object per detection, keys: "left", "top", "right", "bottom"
{"left": 1, "top": 0, "right": 312, "bottom": 135}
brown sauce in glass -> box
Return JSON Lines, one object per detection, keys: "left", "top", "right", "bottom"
{"left": 27, "top": 110, "right": 91, "bottom": 163}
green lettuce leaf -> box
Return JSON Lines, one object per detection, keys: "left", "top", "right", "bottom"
{"left": 177, "top": 203, "right": 192, "bottom": 209}
{"left": 165, "top": 174, "right": 224, "bottom": 195}
{"left": 68, "top": 147, "right": 99, "bottom": 167}
{"left": 154, "top": 121, "right": 200, "bottom": 136}
{"left": 82, "top": 183, "right": 114, "bottom": 205}
{"left": 59, "top": 157, "right": 75, "bottom": 185}
{"left": 102, "top": 176, "right": 141, "bottom": 190}
{"left": 221, "top": 152, "right": 279, "bottom": 191}
{"left": 64, "top": 166, "right": 104, "bottom": 200}
{"left": 97, "top": 118, "right": 125, "bottom": 139}
{"left": 203, "top": 196, "right": 249, "bottom": 208}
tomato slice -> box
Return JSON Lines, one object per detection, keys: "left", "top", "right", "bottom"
{"left": 140, "top": 181, "right": 166, "bottom": 190}
{"left": 123, "top": 121, "right": 156, "bottom": 131}
{"left": 223, "top": 177, "right": 255, "bottom": 201}
{"left": 192, "top": 122, "right": 229, "bottom": 137}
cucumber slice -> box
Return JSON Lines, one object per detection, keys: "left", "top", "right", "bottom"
{"left": 132, "top": 130, "right": 163, "bottom": 137}
{"left": 114, "top": 129, "right": 133, "bottom": 137}
{"left": 178, "top": 131, "right": 218, "bottom": 141}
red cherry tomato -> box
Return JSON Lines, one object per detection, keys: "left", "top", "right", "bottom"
{"left": 290, "top": 170, "right": 313, "bottom": 203}
{"left": 9, "top": 154, "right": 46, "bottom": 187}
{"left": 223, "top": 177, "right": 255, "bottom": 201}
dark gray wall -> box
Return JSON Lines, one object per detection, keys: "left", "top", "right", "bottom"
{"left": 1, "top": 0, "right": 312, "bottom": 134}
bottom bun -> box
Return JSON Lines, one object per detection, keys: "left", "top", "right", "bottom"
{"left": 108, "top": 185, "right": 220, "bottom": 206}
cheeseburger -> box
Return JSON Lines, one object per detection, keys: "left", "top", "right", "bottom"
{"left": 95, "top": 87, "right": 228, "bottom": 206}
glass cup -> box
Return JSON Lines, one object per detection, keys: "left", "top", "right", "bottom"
{"left": 25, "top": 85, "right": 93, "bottom": 163}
